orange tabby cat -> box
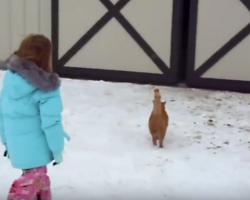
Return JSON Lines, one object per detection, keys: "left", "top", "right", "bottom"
{"left": 148, "top": 88, "right": 169, "bottom": 148}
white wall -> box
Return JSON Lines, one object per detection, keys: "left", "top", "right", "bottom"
{"left": 0, "top": 0, "right": 51, "bottom": 61}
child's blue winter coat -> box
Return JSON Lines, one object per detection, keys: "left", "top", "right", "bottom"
{"left": 0, "top": 55, "right": 70, "bottom": 169}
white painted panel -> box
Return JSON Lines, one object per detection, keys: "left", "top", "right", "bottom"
{"left": 0, "top": 0, "right": 51, "bottom": 61}
{"left": 24, "top": 0, "right": 39, "bottom": 34}
{"left": 10, "top": 0, "right": 25, "bottom": 53}
{"left": 202, "top": 35, "right": 250, "bottom": 81}
{"left": 67, "top": 19, "right": 162, "bottom": 74}
{"left": 59, "top": 0, "right": 107, "bottom": 58}
{"left": 195, "top": 0, "right": 250, "bottom": 69}
{"left": 0, "top": 0, "right": 11, "bottom": 60}
{"left": 39, "top": 0, "right": 51, "bottom": 39}
{"left": 60, "top": 0, "right": 172, "bottom": 73}
{"left": 121, "top": 0, "right": 172, "bottom": 67}
{"left": 110, "top": 0, "right": 119, "bottom": 4}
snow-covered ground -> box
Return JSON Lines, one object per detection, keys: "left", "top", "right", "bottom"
{"left": 0, "top": 70, "right": 250, "bottom": 200}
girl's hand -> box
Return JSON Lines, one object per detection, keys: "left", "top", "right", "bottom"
{"left": 53, "top": 152, "right": 63, "bottom": 166}
{"left": 3, "top": 150, "right": 9, "bottom": 158}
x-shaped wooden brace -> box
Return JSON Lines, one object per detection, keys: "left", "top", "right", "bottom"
{"left": 58, "top": 0, "right": 169, "bottom": 74}
{"left": 195, "top": 0, "right": 250, "bottom": 77}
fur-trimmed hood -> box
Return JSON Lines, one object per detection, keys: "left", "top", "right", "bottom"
{"left": 6, "top": 55, "right": 60, "bottom": 92}
{"left": 3, "top": 55, "right": 60, "bottom": 99}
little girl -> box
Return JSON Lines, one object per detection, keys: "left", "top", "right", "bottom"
{"left": 0, "top": 34, "right": 70, "bottom": 200}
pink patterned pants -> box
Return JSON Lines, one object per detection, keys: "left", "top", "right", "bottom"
{"left": 7, "top": 166, "right": 51, "bottom": 200}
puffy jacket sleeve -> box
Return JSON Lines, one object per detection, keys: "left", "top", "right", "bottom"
{"left": 39, "top": 88, "right": 69, "bottom": 153}
{"left": 0, "top": 91, "right": 6, "bottom": 146}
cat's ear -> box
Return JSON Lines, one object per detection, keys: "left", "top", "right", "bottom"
{"left": 152, "top": 100, "right": 154, "bottom": 103}
{"left": 162, "top": 101, "right": 166, "bottom": 105}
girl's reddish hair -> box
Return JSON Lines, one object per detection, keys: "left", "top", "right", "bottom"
{"left": 13, "top": 34, "right": 52, "bottom": 72}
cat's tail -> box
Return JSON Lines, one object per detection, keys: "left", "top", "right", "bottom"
{"left": 152, "top": 88, "right": 161, "bottom": 115}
